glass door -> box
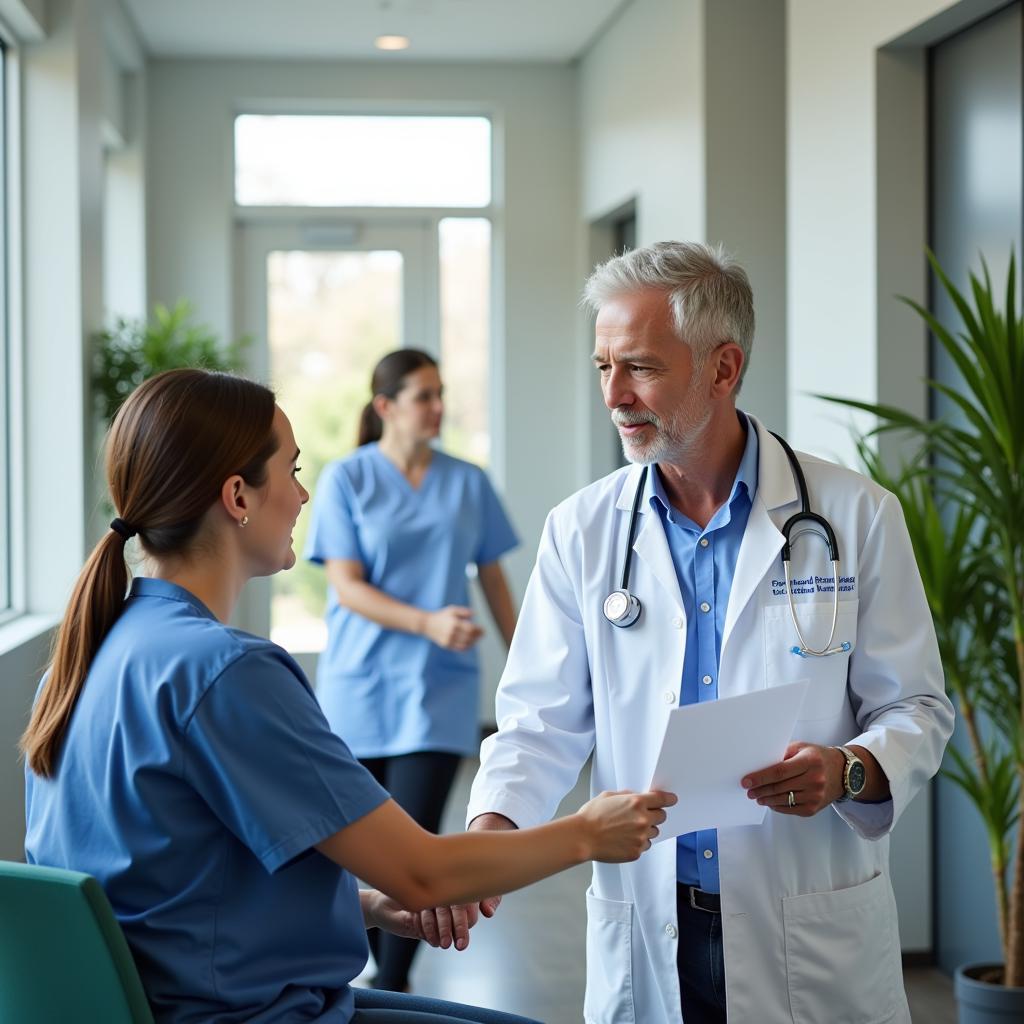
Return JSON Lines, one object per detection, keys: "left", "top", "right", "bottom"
{"left": 236, "top": 221, "right": 435, "bottom": 667}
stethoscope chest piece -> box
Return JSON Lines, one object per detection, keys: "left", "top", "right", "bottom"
{"left": 604, "top": 589, "right": 642, "bottom": 628}
{"left": 603, "top": 465, "right": 649, "bottom": 630}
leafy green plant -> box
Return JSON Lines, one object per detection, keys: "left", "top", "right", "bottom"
{"left": 92, "top": 301, "right": 251, "bottom": 423}
{"left": 820, "top": 251, "right": 1024, "bottom": 986}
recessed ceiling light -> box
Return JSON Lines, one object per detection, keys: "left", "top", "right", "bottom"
{"left": 375, "top": 35, "right": 410, "bottom": 51}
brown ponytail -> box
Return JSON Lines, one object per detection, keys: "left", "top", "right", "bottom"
{"left": 21, "top": 369, "right": 278, "bottom": 778}
{"left": 357, "top": 401, "right": 384, "bottom": 447}
{"left": 356, "top": 348, "right": 438, "bottom": 447}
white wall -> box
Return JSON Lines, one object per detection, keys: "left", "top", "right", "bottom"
{"left": 576, "top": 0, "right": 786, "bottom": 480}
{"left": 0, "top": 623, "right": 52, "bottom": 859}
{"left": 786, "top": 0, "right": 1007, "bottom": 463}
{"left": 0, "top": 0, "right": 147, "bottom": 860}
{"left": 579, "top": 0, "right": 706, "bottom": 245}
{"left": 786, "top": 0, "right": 1010, "bottom": 954}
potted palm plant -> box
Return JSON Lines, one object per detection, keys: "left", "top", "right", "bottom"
{"left": 820, "top": 252, "right": 1023, "bottom": 1022}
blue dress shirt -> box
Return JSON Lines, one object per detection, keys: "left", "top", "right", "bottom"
{"left": 649, "top": 414, "right": 759, "bottom": 893}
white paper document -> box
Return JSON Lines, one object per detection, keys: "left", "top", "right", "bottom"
{"left": 649, "top": 681, "right": 809, "bottom": 840}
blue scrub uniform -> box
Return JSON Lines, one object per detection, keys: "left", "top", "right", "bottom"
{"left": 25, "top": 578, "right": 389, "bottom": 1024}
{"left": 305, "top": 444, "right": 518, "bottom": 758}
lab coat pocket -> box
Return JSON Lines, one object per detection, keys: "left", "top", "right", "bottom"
{"left": 583, "top": 887, "right": 635, "bottom": 1024}
{"left": 783, "top": 872, "right": 903, "bottom": 1024}
{"left": 763, "top": 600, "right": 858, "bottom": 720}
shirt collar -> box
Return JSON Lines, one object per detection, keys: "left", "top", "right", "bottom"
{"left": 648, "top": 411, "right": 760, "bottom": 522}
{"left": 129, "top": 577, "right": 218, "bottom": 620}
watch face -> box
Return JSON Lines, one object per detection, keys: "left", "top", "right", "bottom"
{"left": 848, "top": 760, "right": 867, "bottom": 794}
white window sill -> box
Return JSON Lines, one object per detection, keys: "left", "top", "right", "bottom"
{"left": 0, "top": 614, "right": 58, "bottom": 659}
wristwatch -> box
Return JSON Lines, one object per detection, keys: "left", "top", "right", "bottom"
{"left": 835, "top": 746, "right": 866, "bottom": 803}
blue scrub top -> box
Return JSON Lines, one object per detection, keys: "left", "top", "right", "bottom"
{"left": 24, "top": 578, "right": 389, "bottom": 1024}
{"left": 305, "top": 444, "right": 518, "bottom": 758}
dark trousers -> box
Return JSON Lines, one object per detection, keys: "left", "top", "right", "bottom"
{"left": 676, "top": 886, "right": 727, "bottom": 1024}
{"left": 352, "top": 988, "right": 540, "bottom": 1023}
{"left": 359, "top": 751, "right": 462, "bottom": 992}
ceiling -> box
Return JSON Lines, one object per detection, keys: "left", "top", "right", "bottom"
{"left": 120, "top": 0, "right": 632, "bottom": 62}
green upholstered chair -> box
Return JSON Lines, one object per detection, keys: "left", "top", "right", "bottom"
{"left": 0, "top": 860, "right": 155, "bottom": 1023}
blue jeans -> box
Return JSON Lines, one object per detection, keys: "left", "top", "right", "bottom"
{"left": 351, "top": 988, "right": 541, "bottom": 1023}
{"left": 676, "top": 887, "right": 727, "bottom": 1023}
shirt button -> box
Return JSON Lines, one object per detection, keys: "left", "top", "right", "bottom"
{"left": 663, "top": 691, "right": 676, "bottom": 704}
{"left": 700, "top": 538, "right": 709, "bottom": 548}
{"left": 700, "top": 601, "right": 711, "bottom": 613}
{"left": 671, "top": 616, "right": 683, "bottom": 629}
{"left": 702, "top": 674, "right": 713, "bottom": 686}
{"left": 703, "top": 849, "right": 714, "bottom": 860}
{"left": 666, "top": 924, "right": 678, "bottom": 939}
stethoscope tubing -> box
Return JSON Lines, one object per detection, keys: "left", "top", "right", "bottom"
{"left": 605, "top": 430, "right": 846, "bottom": 657}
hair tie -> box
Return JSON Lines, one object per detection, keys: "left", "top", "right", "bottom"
{"left": 109, "top": 517, "right": 138, "bottom": 541}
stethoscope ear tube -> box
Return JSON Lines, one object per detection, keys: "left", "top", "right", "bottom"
{"left": 771, "top": 432, "right": 845, "bottom": 658}
{"left": 604, "top": 432, "right": 847, "bottom": 656}
{"left": 604, "top": 465, "right": 648, "bottom": 628}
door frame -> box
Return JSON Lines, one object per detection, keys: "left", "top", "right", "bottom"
{"left": 232, "top": 215, "right": 439, "bottom": 645}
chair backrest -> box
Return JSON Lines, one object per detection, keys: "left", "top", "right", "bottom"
{"left": 0, "top": 860, "right": 155, "bottom": 1023}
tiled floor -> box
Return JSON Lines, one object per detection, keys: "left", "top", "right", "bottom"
{"left": 364, "top": 759, "right": 958, "bottom": 1023}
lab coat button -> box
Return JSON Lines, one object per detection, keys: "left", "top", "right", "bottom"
{"left": 671, "top": 616, "right": 683, "bottom": 629}
{"left": 663, "top": 691, "right": 676, "bottom": 704}
{"left": 703, "top": 849, "right": 714, "bottom": 860}
{"left": 665, "top": 924, "right": 677, "bottom": 939}
{"left": 700, "top": 538, "right": 709, "bottom": 548}
{"left": 702, "top": 674, "right": 713, "bottom": 686}
{"left": 700, "top": 601, "right": 711, "bottom": 613}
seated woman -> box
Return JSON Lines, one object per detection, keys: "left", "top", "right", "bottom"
{"left": 21, "top": 368, "right": 672, "bottom": 1024}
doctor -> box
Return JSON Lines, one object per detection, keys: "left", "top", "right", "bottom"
{"left": 467, "top": 241, "right": 954, "bottom": 1024}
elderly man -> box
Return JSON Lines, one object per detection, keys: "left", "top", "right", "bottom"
{"left": 467, "top": 242, "right": 953, "bottom": 1024}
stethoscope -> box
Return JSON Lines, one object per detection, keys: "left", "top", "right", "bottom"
{"left": 602, "top": 431, "right": 852, "bottom": 659}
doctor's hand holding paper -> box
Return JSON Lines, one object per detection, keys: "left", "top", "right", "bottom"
{"left": 466, "top": 241, "right": 954, "bottom": 1024}
{"left": 743, "top": 739, "right": 891, "bottom": 817}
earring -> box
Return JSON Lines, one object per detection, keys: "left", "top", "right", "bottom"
{"left": 239, "top": 515, "right": 249, "bottom": 528}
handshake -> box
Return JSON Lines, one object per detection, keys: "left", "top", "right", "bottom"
{"left": 365, "top": 788, "right": 676, "bottom": 952}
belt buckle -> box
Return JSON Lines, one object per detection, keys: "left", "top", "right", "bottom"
{"left": 688, "top": 886, "right": 719, "bottom": 914}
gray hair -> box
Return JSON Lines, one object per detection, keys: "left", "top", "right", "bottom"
{"left": 582, "top": 241, "right": 755, "bottom": 390}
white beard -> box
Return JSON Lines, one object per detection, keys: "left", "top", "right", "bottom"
{"left": 613, "top": 376, "right": 712, "bottom": 466}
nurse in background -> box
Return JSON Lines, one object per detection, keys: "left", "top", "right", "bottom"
{"left": 306, "top": 348, "right": 518, "bottom": 993}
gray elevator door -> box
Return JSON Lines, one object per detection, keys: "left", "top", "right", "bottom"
{"left": 930, "top": 0, "right": 1022, "bottom": 973}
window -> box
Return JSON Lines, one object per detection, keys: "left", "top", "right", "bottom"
{"left": 235, "top": 114, "right": 495, "bottom": 653}
{"left": 266, "top": 248, "right": 404, "bottom": 652}
{"left": 235, "top": 115, "right": 491, "bottom": 208}
{"left": 0, "top": 40, "right": 10, "bottom": 618}
{"left": 439, "top": 217, "right": 491, "bottom": 465}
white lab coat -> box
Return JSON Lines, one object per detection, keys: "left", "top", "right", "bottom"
{"left": 467, "top": 416, "right": 953, "bottom": 1024}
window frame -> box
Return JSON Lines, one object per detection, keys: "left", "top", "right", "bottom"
{"left": 0, "top": 22, "right": 21, "bottom": 628}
